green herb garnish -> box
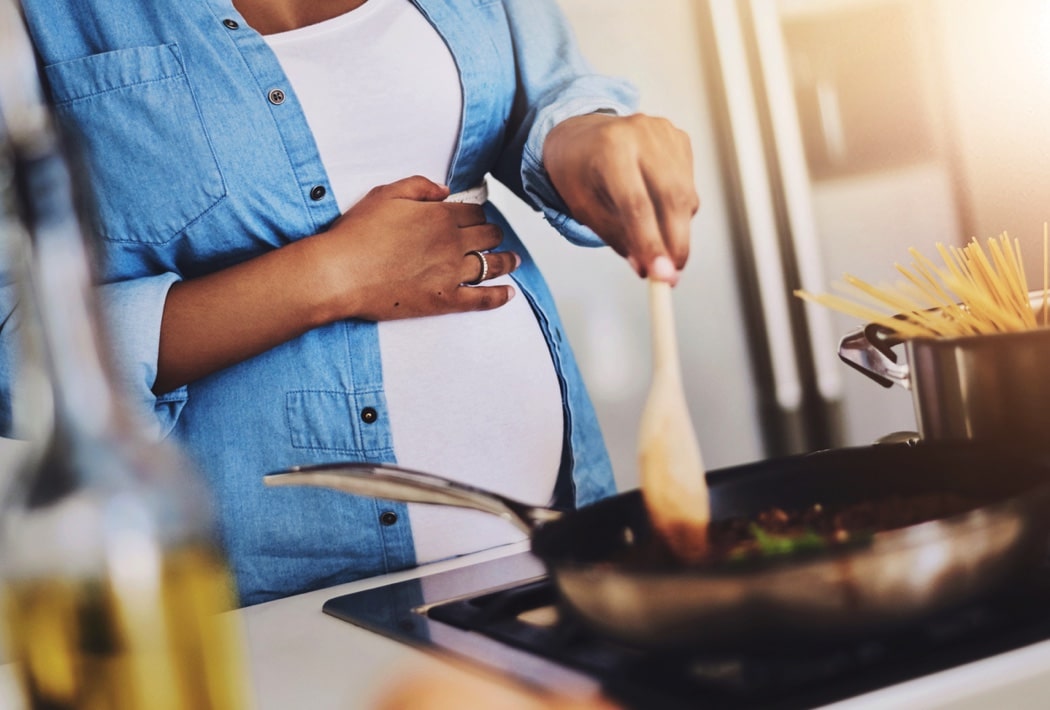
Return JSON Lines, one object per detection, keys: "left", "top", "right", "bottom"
{"left": 748, "top": 523, "right": 827, "bottom": 556}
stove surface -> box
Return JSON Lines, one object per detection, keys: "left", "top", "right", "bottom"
{"left": 323, "top": 551, "right": 1050, "bottom": 709}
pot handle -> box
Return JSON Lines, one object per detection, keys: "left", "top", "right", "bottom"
{"left": 838, "top": 323, "right": 912, "bottom": 390}
{"left": 263, "top": 462, "right": 562, "bottom": 534}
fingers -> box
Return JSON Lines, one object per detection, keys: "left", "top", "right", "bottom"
{"left": 461, "top": 250, "right": 520, "bottom": 286}
{"left": 581, "top": 132, "right": 695, "bottom": 282}
{"left": 626, "top": 121, "right": 697, "bottom": 282}
{"left": 646, "top": 126, "right": 699, "bottom": 272}
{"left": 456, "top": 282, "right": 517, "bottom": 311}
{"left": 371, "top": 177, "right": 490, "bottom": 228}
{"left": 648, "top": 255, "right": 678, "bottom": 283}
{"left": 617, "top": 172, "right": 666, "bottom": 278}
{"left": 544, "top": 113, "right": 699, "bottom": 285}
{"left": 643, "top": 177, "right": 696, "bottom": 284}
{"left": 460, "top": 221, "right": 502, "bottom": 250}
{"left": 371, "top": 175, "right": 450, "bottom": 201}
{"left": 452, "top": 203, "right": 488, "bottom": 228}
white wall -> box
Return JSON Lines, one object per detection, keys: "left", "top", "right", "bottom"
{"left": 934, "top": 0, "right": 1050, "bottom": 260}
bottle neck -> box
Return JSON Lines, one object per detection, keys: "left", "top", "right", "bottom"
{"left": 14, "top": 137, "right": 122, "bottom": 440}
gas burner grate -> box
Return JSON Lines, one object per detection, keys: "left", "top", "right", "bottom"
{"left": 324, "top": 552, "right": 1050, "bottom": 710}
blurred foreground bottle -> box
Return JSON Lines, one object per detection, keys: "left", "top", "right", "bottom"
{"left": 0, "top": 3, "right": 252, "bottom": 709}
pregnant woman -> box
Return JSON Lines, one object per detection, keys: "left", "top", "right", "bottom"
{"left": 14, "top": 0, "right": 699, "bottom": 604}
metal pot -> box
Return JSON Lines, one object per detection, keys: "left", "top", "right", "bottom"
{"left": 839, "top": 293, "right": 1050, "bottom": 455}
{"left": 264, "top": 442, "right": 1050, "bottom": 650}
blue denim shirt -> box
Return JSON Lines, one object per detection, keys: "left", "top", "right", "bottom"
{"left": 18, "top": 0, "right": 636, "bottom": 605}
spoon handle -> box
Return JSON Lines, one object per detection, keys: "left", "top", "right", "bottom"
{"left": 648, "top": 279, "right": 682, "bottom": 378}
{"left": 638, "top": 279, "right": 710, "bottom": 561}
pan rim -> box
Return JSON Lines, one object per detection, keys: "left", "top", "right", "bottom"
{"left": 535, "top": 441, "right": 1050, "bottom": 579}
{"left": 539, "top": 488, "right": 1048, "bottom": 579}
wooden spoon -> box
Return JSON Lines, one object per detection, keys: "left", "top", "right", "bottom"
{"left": 637, "top": 278, "right": 710, "bottom": 562}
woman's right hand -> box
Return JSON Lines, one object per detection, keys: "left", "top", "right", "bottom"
{"left": 315, "top": 175, "right": 519, "bottom": 322}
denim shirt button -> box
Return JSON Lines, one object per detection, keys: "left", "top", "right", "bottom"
{"left": 310, "top": 185, "right": 326, "bottom": 201}
{"left": 267, "top": 88, "right": 286, "bottom": 105}
{"left": 379, "top": 511, "right": 398, "bottom": 526}
{"left": 360, "top": 406, "right": 378, "bottom": 424}
{"left": 222, "top": 19, "right": 239, "bottom": 30}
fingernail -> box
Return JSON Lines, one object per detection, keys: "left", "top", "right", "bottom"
{"left": 513, "top": 253, "right": 522, "bottom": 269}
{"left": 506, "top": 285, "right": 517, "bottom": 301}
{"left": 650, "top": 255, "right": 677, "bottom": 282}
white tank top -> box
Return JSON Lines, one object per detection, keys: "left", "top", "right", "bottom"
{"left": 263, "top": 0, "right": 564, "bottom": 563}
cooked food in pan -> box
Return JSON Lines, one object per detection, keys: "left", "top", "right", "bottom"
{"left": 633, "top": 491, "right": 981, "bottom": 567}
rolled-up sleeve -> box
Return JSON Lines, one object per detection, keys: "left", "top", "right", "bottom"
{"left": 100, "top": 272, "right": 186, "bottom": 437}
{"left": 521, "top": 91, "right": 636, "bottom": 247}
{"left": 496, "top": 0, "right": 639, "bottom": 247}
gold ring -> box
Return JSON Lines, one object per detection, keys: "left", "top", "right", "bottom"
{"left": 465, "top": 250, "right": 489, "bottom": 285}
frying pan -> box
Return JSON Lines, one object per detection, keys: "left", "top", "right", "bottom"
{"left": 264, "top": 442, "right": 1050, "bottom": 649}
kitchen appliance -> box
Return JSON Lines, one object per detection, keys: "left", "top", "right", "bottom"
{"left": 321, "top": 547, "right": 1050, "bottom": 710}
{"left": 266, "top": 442, "right": 1050, "bottom": 650}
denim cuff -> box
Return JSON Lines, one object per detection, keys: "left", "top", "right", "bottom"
{"left": 521, "top": 92, "right": 636, "bottom": 248}
{"left": 99, "top": 272, "right": 186, "bottom": 437}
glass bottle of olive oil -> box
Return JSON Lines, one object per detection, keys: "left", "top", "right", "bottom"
{"left": 0, "top": 10, "right": 252, "bottom": 709}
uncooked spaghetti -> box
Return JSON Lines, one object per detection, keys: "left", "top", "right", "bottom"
{"left": 796, "top": 227, "right": 1050, "bottom": 339}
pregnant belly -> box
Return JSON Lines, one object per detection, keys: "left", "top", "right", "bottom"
{"left": 376, "top": 274, "right": 564, "bottom": 563}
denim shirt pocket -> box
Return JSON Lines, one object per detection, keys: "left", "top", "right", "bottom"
{"left": 43, "top": 43, "right": 227, "bottom": 245}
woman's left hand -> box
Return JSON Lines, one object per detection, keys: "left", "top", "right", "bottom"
{"left": 543, "top": 113, "right": 699, "bottom": 285}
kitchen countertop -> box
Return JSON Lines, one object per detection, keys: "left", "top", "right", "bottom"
{"left": 3, "top": 540, "right": 1050, "bottom": 709}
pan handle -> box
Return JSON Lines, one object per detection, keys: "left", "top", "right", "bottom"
{"left": 263, "top": 462, "right": 562, "bottom": 534}
{"left": 838, "top": 323, "right": 911, "bottom": 390}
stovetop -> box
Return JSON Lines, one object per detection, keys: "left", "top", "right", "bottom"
{"left": 322, "top": 551, "right": 1050, "bottom": 709}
